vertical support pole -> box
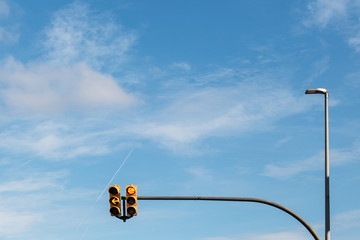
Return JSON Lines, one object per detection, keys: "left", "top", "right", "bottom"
{"left": 122, "top": 196, "right": 127, "bottom": 222}
{"left": 305, "top": 88, "right": 330, "bottom": 240}
{"left": 325, "top": 93, "right": 330, "bottom": 240}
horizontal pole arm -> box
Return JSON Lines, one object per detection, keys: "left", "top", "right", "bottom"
{"left": 138, "top": 196, "right": 320, "bottom": 240}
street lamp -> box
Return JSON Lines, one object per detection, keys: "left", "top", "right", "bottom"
{"left": 305, "top": 88, "right": 330, "bottom": 240}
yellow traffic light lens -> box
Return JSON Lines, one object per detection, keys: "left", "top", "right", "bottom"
{"left": 109, "top": 197, "right": 120, "bottom": 205}
{"left": 127, "top": 186, "right": 136, "bottom": 195}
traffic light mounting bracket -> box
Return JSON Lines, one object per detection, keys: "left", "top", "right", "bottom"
{"left": 115, "top": 196, "right": 134, "bottom": 222}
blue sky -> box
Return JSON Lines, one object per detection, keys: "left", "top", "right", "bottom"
{"left": 0, "top": 0, "right": 359, "bottom": 239}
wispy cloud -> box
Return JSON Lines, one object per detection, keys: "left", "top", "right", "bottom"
{"left": 171, "top": 62, "right": 191, "bottom": 71}
{"left": 303, "top": 0, "right": 360, "bottom": 52}
{"left": 129, "top": 80, "right": 312, "bottom": 152}
{"left": 0, "top": 0, "right": 19, "bottom": 44}
{"left": 0, "top": 169, "right": 94, "bottom": 239}
{"left": 262, "top": 142, "right": 360, "bottom": 179}
{"left": 304, "top": 0, "right": 349, "bottom": 29}
{"left": 186, "top": 166, "right": 213, "bottom": 181}
{"left": 274, "top": 136, "right": 293, "bottom": 147}
{"left": 43, "top": 2, "right": 136, "bottom": 71}
{"left": 333, "top": 209, "right": 360, "bottom": 231}
{"left": 0, "top": 2, "right": 139, "bottom": 114}
{"left": 0, "top": 1, "right": 140, "bottom": 114}
{"left": 0, "top": 65, "right": 312, "bottom": 158}
{"left": 0, "top": 209, "right": 42, "bottom": 238}
{"left": 0, "top": 2, "right": 141, "bottom": 160}
{"left": 345, "top": 71, "right": 360, "bottom": 88}
{"left": 348, "top": 33, "right": 360, "bottom": 52}
{"left": 304, "top": 56, "right": 330, "bottom": 84}
{"left": 0, "top": 2, "right": 325, "bottom": 160}
{"left": 0, "top": 170, "right": 67, "bottom": 193}
{"left": 262, "top": 152, "right": 322, "bottom": 179}
{"left": 203, "top": 231, "right": 309, "bottom": 240}
{"left": 0, "top": 57, "right": 138, "bottom": 113}
{"left": 0, "top": 26, "right": 19, "bottom": 43}
{"left": 0, "top": 0, "right": 9, "bottom": 18}
{"left": 0, "top": 119, "right": 126, "bottom": 160}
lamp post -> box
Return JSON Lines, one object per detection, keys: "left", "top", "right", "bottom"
{"left": 305, "top": 88, "right": 330, "bottom": 240}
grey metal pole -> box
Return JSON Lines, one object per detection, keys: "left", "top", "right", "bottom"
{"left": 305, "top": 88, "right": 330, "bottom": 240}
{"left": 325, "top": 92, "right": 330, "bottom": 240}
{"left": 138, "top": 196, "right": 320, "bottom": 240}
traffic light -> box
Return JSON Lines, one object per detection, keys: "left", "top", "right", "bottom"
{"left": 126, "top": 185, "right": 137, "bottom": 216}
{"left": 108, "top": 185, "right": 121, "bottom": 216}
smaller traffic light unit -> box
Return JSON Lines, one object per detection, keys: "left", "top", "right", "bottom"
{"left": 108, "top": 185, "right": 121, "bottom": 217}
{"left": 126, "top": 185, "right": 137, "bottom": 216}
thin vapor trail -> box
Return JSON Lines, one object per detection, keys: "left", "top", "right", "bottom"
{"left": 80, "top": 227, "right": 88, "bottom": 240}
{"left": 96, "top": 146, "right": 134, "bottom": 202}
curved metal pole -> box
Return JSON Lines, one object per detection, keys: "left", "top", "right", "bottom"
{"left": 138, "top": 196, "right": 320, "bottom": 240}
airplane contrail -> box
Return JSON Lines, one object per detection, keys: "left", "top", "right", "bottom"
{"left": 80, "top": 227, "right": 88, "bottom": 240}
{"left": 96, "top": 146, "right": 135, "bottom": 202}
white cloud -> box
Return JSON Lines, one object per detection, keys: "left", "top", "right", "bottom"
{"left": 186, "top": 166, "right": 213, "bottom": 181}
{"left": 171, "top": 62, "right": 191, "bottom": 71}
{"left": 345, "top": 71, "right": 360, "bottom": 87}
{"left": 0, "top": 170, "right": 69, "bottom": 238}
{"left": 203, "top": 231, "right": 309, "bottom": 240}
{"left": 0, "top": 2, "right": 140, "bottom": 160}
{"left": 244, "top": 231, "right": 310, "bottom": 240}
{"left": 129, "top": 82, "right": 312, "bottom": 152}
{"left": 0, "top": 0, "right": 9, "bottom": 18}
{"left": 0, "top": 167, "right": 101, "bottom": 239}
{"left": 304, "top": 0, "right": 349, "bottom": 28}
{"left": 305, "top": 56, "right": 330, "bottom": 84}
{"left": 0, "top": 1, "right": 146, "bottom": 165}
{"left": 262, "top": 152, "right": 322, "bottom": 179}
{"left": 43, "top": 2, "right": 136, "bottom": 71}
{"left": 0, "top": 57, "right": 138, "bottom": 113}
{"left": 0, "top": 172, "right": 54, "bottom": 238}
{"left": 274, "top": 136, "right": 293, "bottom": 147}
{"left": 0, "top": 119, "right": 123, "bottom": 160}
{"left": 333, "top": 209, "right": 360, "bottom": 231}
{"left": 0, "top": 2, "right": 139, "bottom": 114}
{"left": 0, "top": 0, "right": 19, "bottom": 44}
{"left": 348, "top": 34, "right": 360, "bottom": 52}
{"left": 0, "top": 171, "right": 67, "bottom": 193}
{"left": 195, "top": 67, "right": 238, "bottom": 86}
{"left": 0, "top": 210, "right": 42, "bottom": 238}
{"left": 203, "top": 237, "right": 233, "bottom": 240}
{"left": 262, "top": 143, "right": 360, "bottom": 179}
{"left": 303, "top": 0, "right": 360, "bottom": 53}
{"left": 0, "top": 26, "right": 18, "bottom": 43}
